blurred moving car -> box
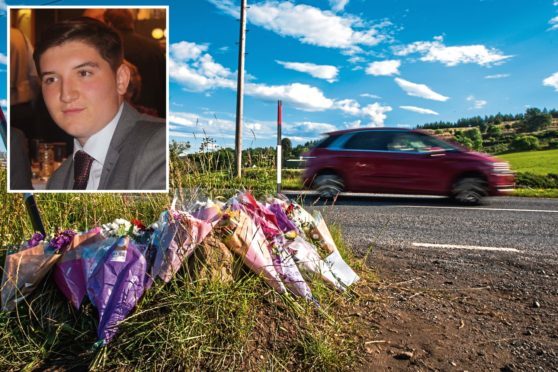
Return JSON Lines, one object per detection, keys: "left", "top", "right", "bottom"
{"left": 302, "top": 128, "right": 515, "bottom": 204}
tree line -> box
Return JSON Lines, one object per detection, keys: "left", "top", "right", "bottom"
{"left": 417, "top": 107, "right": 558, "bottom": 131}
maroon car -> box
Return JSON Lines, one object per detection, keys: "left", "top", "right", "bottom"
{"left": 303, "top": 128, "right": 515, "bottom": 204}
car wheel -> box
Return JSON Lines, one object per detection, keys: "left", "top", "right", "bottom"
{"left": 314, "top": 174, "right": 344, "bottom": 198}
{"left": 451, "top": 177, "right": 487, "bottom": 205}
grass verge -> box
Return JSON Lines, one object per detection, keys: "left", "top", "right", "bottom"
{"left": 0, "top": 166, "right": 375, "bottom": 370}
{"left": 511, "top": 188, "right": 558, "bottom": 198}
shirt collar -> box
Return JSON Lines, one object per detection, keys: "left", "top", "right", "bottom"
{"left": 73, "top": 103, "right": 124, "bottom": 165}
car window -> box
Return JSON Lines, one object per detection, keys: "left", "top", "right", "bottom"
{"left": 315, "top": 134, "right": 340, "bottom": 149}
{"left": 387, "top": 132, "right": 453, "bottom": 152}
{"left": 343, "top": 131, "right": 393, "bottom": 151}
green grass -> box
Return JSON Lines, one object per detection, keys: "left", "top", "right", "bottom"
{"left": 499, "top": 149, "right": 558, "bottom": 175}
{"left": 0, "top": 164, "right": 371, "bottom": 370}
{"left": 512, "top": 188, "right": 558, "bottom": 198}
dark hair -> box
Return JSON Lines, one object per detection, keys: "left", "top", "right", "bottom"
{"left": 33, "top": 17, "right": 123, "bottom": 74}
{"left": 104, "top": 9, "right": 135, "bottom": 32}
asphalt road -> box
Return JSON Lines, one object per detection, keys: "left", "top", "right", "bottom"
{"left": 283, "top": 193, "right": 558, "bottom": 369}
{"left": 286, "top": 193, "right": 558, "bottom": 258}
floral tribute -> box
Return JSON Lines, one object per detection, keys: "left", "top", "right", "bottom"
{"left": 1, "top": 193, "right": 358, "bottom": 346}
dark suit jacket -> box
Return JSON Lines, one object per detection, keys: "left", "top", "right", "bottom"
{"left": 46, "top": 102, "right": 166, "bottom": 190}
{"left": 10, "top": 127, "right": 34, "bottom": 190}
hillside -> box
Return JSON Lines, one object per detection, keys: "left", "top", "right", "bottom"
{"left": 422, "top": 117, "right": 558, "bottom": 155}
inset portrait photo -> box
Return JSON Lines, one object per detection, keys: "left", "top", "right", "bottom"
{"left": 7, "top": 6, "right": 168, "bottom": 192}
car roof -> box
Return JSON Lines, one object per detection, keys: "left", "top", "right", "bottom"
{"left": 324, "top": 127, "right": 422, "bottom": 136}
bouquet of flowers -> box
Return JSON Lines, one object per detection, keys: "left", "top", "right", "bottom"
{"left": 285, "top": 201, "right": 360, "bottom": 289}
{"left": 52, "top": 227, "right": 105, "bottom": 309}
{"left": 218, "top": 210, "right": 287, "bottom": 294}
{"left": 1, "top": 229, "right": 76, "bottom": 311}
{"left": 86, "top": 236, "right": 147, "bottom": 345}
{"left": 151, "top": 210, "right": 212, "bottom": 282}
{"left": 234, "top": 192, "right": 313, "bottom": 300}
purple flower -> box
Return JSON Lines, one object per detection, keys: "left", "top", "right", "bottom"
{"left": 27, "top": 232, "right": 45, "bottom": 248}
{"left": 48, "top": 229, "right": 77, "bottom": 253}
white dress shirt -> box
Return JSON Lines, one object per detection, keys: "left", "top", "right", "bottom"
{"left": 72, "top": 104, "right": 124, "bottom": 190}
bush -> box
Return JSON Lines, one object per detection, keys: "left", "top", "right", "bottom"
{"left": 455, "top": 136, "right": 473, "bottom": 150}
{"left": 486, "top": 125, "right": 502, "bottom": 139}
{"left": 464, "top": 128, "right": 483, "bottom": 150}
{"left": 548, "top": 139, "right": 558, "bottom": 149}
{"left": 484, "top": 143, "right": 509, "bottom": 154}
{"left": 541, "top": 130, "right": 558, "bottom": 139}
{"left": 516, "top": 172, "right": 558, "bottom": 188}
{"left": 510, "top": 136, "right": 540, "bottom": 151}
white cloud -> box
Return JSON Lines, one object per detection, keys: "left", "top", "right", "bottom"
{"left": 207, "top": 0, "right": 239, "bottom": 17}
{"left": 484, "top": 73, "right": 510, "bottom": 79}
{"left": 210, "top": 0, "right": 387, "bottom": 51}
{"left": 365, "top": 60, "right": 401, "bottom": 76}
{"left": 168, "top": 111, "right": 237, "bottom": 151}
{"left": 333, "top": 99, "right": 392, "bottom": 126}
{"left": 169, "top": 41, "right": 235, "bottom": 92}
{"left": 329, "top": 0, "right": 349, "bottom": 12}
{"left": 475, "top": 100, "right": 487, "bottom": 109}
{"left": 0, "top": 99, "right": 7, "bottom": 108}
{"left": 170, "top": 41, "right": 208, "bottom": 61}
{"left": 276, "top": 60, "right": 339, "bottom": 82}
{"left": 169, "top": 108, "right": 333, "bottom": 148}
{"left": 169, "top": 40, "right": 393, "bottom": 125}
{"left": 394, "top": 77, "right": 449, "bottom": 101}
{"left": 393, "top": 36, "right": 511, "bottom": 66}
{"left": 361, "top": 103, "right": 392, "bottom": 126}
{"left": 0, "top": 1, "right": 6, "bottom": 11}
{"left": 169, "top": 112, "right": 198, "bottom": 128}
{"left": 169, "top": 57, "right": 235, "bottom": 92}
{"left": 348, "top": 56, "right": 365, "bottom": 64}
{"left": 543, "top": 71, "right": 558, "bottom": 91}
{"left": 291, "top": 121, "right": 338, "bottom": 134}
{"left": 549, "top": 16, "right": 558, "bottom": 30}
{"left": 170, "top": 111, "right": 235, "bottom": 132}
{"left": 466, "top": 95, "right": 487, "bottom": 109}
{"left": 170, "top": 41, "right": 336, "bottom": 111}
{"left": 360, "top": 93, "right": 381, "bottom": 99}
{"left": 334, "top": 99, "right": 362, "bottom": 115}
{"left": 345, "top": 119, "right": 362, "bottom": 129}
{"left": 0, "top": 53, "right": 6, "bottom": 65}
{"left": 245, "top": 82, "right": 334, "bottom": 111}
{"left": 400, "top": 105, "right": 439, "bottom": 115}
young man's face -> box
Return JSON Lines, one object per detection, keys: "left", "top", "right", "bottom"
{"left": 40, "top": 41, "right": 129, "bottom": 146}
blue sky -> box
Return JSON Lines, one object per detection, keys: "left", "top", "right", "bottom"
{"left": 1, "top": 0, "right": 558, "bottom": 152}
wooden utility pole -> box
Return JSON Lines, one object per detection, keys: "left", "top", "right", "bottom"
{"left": 235, "top": 0, "right": 247, "bottom": 178}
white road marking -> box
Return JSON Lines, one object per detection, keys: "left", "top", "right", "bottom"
{"left": 399, "top": 205, "right": 558, "bottom": 213}
{"left": 282, "top": 191, "right": 557, "bottom": 213}
{"left": 412, "top": 242, "right": 521, "bottom": 253}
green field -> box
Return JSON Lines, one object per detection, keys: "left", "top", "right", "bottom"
{"left": 499, "top": 149, "right": 558, "bottom": 175}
